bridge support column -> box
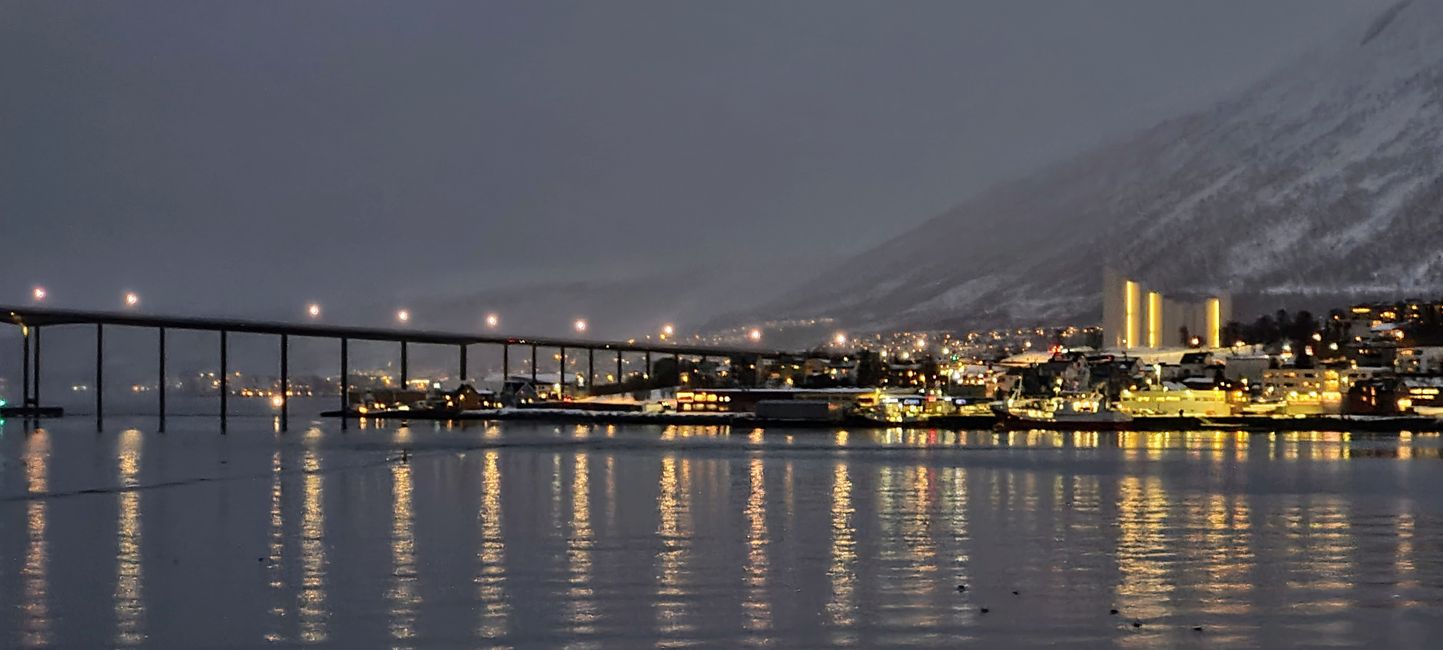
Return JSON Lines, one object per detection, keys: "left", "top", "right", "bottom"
{"left": 530, "top": 345, "right": 537, "bottom": 386}
{"left": 340, "top": 337, "right": 349, "bottom": 430}
{"left": 32, "top": 326, "right": 41, "bottom": 408}
{"left": 400, "top": 341, "right": 408, "bottom": 388}
{"left": 502, "top": 343, "right": 510, "bottom": 384}
{"left": 459, "top": 344, "right": 468, "bottom": 385}
{"left": 587, "top": 348, "right": 594, "bottom": 392}
{"left": 280, "top": 334, "right": 289, "bottom": 432}
{"left": 645, "top": 351, "right": 652, "bottom": 384}
{"left": 559, "top": 346, "right": 566, "bottom": 396}
{"left": 96, "top": 324, "right": 104, "bottom": 430}
{"left": 20, "top": 325, "right": 30, "bottom": 409}
{"left": 220, "top": 330, "right": 228, "bottom": 432}
{"left": 158, "top": 327, "right": 166, "bottom": 431}
{"left": 615, "top": 350, "right": 622, "bottom": 386}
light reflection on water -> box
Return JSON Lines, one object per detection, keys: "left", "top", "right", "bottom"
{"left": 476, "top": 449, "right": 510, "bottom": 641}
{"left": 22, "top": 429, "right": 49, "bottom": 648}
{"left": 388, "top": 430, "right": 421, "bottom": 647}
{"left": 741, "top": 456, "right": 770, "bottom": 644}
{"left": 113, "top": 428, "right": 145, "bottom": 647}
{"left": 565, "top": 452, "right": 597, "bottom": 643}
{"left": 826, "top": 461, "right": 858, "bottom": 645}
{"left": 298, "top": 435, "right": 329, "bottom": 643}
{"left": 654, "top": 454, "right": 694, "bottom": 645}
{"left": 1, "top": 421, "right": 1442, "bottom": 647}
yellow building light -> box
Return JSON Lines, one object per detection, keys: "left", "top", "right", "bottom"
{"left": 1207, "top": 297, "right": 1222, "bottom": 349}
{"left": 1147, "top": 291, "right": 1162, "bottom": 349}
{"left": 1124, "top": 280, "right": 1140, "bottom": 350}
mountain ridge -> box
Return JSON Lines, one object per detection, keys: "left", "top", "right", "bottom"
{"left": 733, "top": 0, "right": 1443, "bottom": 332}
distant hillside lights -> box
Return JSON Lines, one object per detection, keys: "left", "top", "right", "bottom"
{"left": 1102, "top": 270, "right": 1230, "bottom": 351}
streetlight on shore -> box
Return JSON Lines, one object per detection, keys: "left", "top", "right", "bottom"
{"left": 307, "top": 303, "right": 321, "bottom": 319}
{"left": 661, "top": 323, "right": 675, "bottom": 339}
{"left": 124, "top": 292, "right": 140, "bottom": 308}
{"left": 574, "top": 318, "right": 588, "bottom": 334}
{"left": 834, "top": 332, "right": 848, "bottom": 347}
{"left": 748, "top": 327, "right": 763, "bottom": 343}
{"left": 396, "top": 309, "right": 411, "bottom": 323}
{"left": 32, "top": 286, "right": 46, "bottom": 303}
{"left": 485, "top": 313, "right": 500, "bottom": 329}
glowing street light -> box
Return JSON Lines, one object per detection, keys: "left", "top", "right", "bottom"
{"left": 32, "top": 286, "right": 46, "bottom": 302}
{"left": 748, "top": 328, "right": 763, "bottom": 342}
{"left": 661, "top": 323, "right": 675, "bottom": 338}
{"left": 124, "top": 292, "right": 140, "bottom": 308}
{"left": 834, "top": 332, "right": 848, "bottom": 347}
{"left": 574, "top": 318, "right": 588, "bottom": 333}
{"left": 307, "top": 303, "right": 321, "bottom": 319}
{"left": 396, "top": 309, "right": 411, "bottom": 323}
{"left": 485, "top": 313, "right": 500, "bottom": 329}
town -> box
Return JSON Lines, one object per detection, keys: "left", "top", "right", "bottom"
{"left": 10, "top": 275, "right": 1440, "bottom": 433}
{"left": 316, "top": 280, "right": 1443, "bottom": 431}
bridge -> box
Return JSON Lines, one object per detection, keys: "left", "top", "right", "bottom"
{"left": 3, "top": 305, "right": 802, "bottom": 431}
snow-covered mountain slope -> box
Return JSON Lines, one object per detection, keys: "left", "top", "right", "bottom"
{"left": 750, "top": 0, "right": 1443, "bottom": 330}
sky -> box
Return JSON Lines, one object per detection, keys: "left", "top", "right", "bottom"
{"left": 0, "top": 0, "right": 1383, "bottom": 326}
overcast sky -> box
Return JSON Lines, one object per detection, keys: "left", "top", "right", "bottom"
{"left": 1, "top": 0, "right": 1382, "bottom": 321}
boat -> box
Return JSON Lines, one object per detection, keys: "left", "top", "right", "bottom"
{"left": 993, "top": 392, "right": 1134, "bottom": 430}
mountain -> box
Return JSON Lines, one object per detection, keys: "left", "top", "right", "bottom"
{"left": 744, "top": 0, "right": 1443, "bottom": 332}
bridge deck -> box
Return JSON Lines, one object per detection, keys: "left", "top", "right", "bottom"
{"left": 2, "top": 305, "right": 788, "bottom": 358}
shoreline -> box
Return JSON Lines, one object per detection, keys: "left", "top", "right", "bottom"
{"left": 321, "top": 408, "right": 1443, "bottom": 433}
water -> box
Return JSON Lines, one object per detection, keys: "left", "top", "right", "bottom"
{"left": 3, "top": 417, "right": 1443, "bottom": 648}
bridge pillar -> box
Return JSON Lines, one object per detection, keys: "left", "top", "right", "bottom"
{"left": 559, "top": 346, "right": 566, "bottom": 396}
{"left": 530, "top": 345, "right": 537, "bottom": 387}
{"left": 400, "top": 341, "right": 408, "bottom": 388}
{"left": 340, "top": 337, "right": 349, "bottom": 430}
{"left": 20, "top": 325, "right": 30, "bottom": 409}
{"left": 587, "top": 348, "right": 595, "bottom": 392}
{"left": 459, "top": 344, "right": 468, "bottom": 385}
{"left": 645, "top": 351, "right": 652, "bottom": 383}
{"left": 615, "top": 350, "right": 622, "bottom": 386}
{"left": 220, "top": 330, "right": 228, "bottom": 432}
{"left": 280, "top": 334, "right": 289, "bottom": 432}
{"left": 32, "top": 326, "right": 41, "bottom": 408}
{"left": 502, "top": 343, "right": 510, "bottom": 385}
{"left": 96, "top": 324, "right": 104, "bottom": 430}
{"left": 158, "top": 327, "right": 166, "bottom": 432}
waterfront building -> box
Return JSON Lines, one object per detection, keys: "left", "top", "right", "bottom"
{"left": 1220, "top": 354, "right": 1271, "bottom": 386}
{"left": 1395, "top": 346, "right": 1443, "bottom": 375}
{"left": 1115, "top": 386, "right": 1236, "bottom": 417}
{"left": 1101, "top": 269, "right": 1231, "bottom": 351}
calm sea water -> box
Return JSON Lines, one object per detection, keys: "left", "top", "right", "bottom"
{"left": 2, "top": 415, "right": 1442, "bottom": 648}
